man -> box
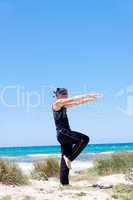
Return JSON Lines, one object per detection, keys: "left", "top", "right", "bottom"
{"left": 52, "top": 88, "right": 100, "bottom": 186}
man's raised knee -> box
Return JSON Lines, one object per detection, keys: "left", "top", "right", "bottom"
{"left": 82, "top": 135, "right": 89, "bottom": 144}
{"left": 85, "top": 135, "right": 90, "bottom": 144}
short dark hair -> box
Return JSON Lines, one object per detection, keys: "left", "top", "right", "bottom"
{"left": 53, "top": 88, "right": 68, "bottom": 97}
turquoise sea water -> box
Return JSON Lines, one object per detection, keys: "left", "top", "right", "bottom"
{"left": 0, "top": 143, "right": 133, "bottom": 157}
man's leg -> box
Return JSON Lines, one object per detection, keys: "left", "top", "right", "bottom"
{"left": 60, "top": 143, "right": 72, "bottom": 185}
{"left": 70, "top": 131, "right": 89, "bottom": 161}
{"left": 57, "top": 129, "right": 90, "bottom": 162}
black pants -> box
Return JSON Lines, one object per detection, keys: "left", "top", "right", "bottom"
{"left": 57, "top": 128, "right": 90, "bottom": 185}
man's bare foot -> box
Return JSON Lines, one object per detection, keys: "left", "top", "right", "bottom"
{"left": 63, "top": 155, "right": 72, "bottom": 169}
{"left": 59, "top": 184, "right": 72, "bottom": 189}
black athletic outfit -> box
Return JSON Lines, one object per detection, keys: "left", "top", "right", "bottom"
{"left": 53, "top": 106, "right": 90, "bottom": 185}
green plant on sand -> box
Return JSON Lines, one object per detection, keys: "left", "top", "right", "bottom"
{"left": 31, "top": 157, "right": 60, "bottom": 180}
{"left": 112, "top": 184, "right": 133, "bottom": 200}
{"left": 0, "top": 159, "right": 28, "bottom": 185}
{"left": 0, "top": 196, "right": 12, "bottom": 200}
{"left": 93, "top": 152, "right": 133, "bottom": 176}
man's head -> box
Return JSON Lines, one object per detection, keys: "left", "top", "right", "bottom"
{"left": 53, "top": 88, "right": 68, "bottom": 99}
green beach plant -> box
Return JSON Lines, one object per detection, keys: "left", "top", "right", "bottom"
{"left": 0, "top": 196, "right": 12, "bottom": 200}
{"left": 31, "top": 157, "right": 60, "bottom": 180}
{"left": 112, "top": 184, "right": 133, "bottom": 200}
{"left": 0, "top": 158, "right": 28, "bottom": 185}
{"left": 125, "top": 168, "right": 133, "bottom": 182}
{"left": 21, "top": 196, "right": 34, "bottom": 200}
{"left": 93, "top": 152, "right": 133, "bottom": 176}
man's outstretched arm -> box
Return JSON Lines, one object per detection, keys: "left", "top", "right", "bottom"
{"left": 64, "top": 96, "right": 98, "bottom": 108}
{"left": 53, "top": 93, "right": 102, "bottom": 110}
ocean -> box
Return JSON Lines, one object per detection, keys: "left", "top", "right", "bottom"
{"left": 0, "top": 143, "right": 133, "bottom": 163}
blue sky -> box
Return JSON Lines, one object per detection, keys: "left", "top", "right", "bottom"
{"left": 0, "top": 0, "right": 133, "bottom": 147}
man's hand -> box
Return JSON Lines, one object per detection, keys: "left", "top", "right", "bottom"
{"left": 87, "top": 93, "right": 103, "bottom": 99}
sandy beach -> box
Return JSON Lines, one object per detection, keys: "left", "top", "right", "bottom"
{"left": 0, "top": 176, "right": 112, "bottom": 200}
{"left": 0, "top": 159, "right": 132, "bottom": 200}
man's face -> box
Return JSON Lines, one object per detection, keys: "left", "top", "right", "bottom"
{"left": 57, "top": 92, "right": 68, "bottom": 99}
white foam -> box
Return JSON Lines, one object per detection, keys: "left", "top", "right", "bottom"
{"left": 18, "top": 162, "right": 33, "bottom": 174}
{"left": 27, "top": 153, "right": 60, "bottom": 157}
{"left": 99, "top": 151, "right": 114, "bottom": 155}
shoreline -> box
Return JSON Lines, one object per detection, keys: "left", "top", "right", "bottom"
{"left": 0, "top": 151, "right": 121, "bottom": 161}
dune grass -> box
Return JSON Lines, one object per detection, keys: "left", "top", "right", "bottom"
{"left": 21, "top": 196, "right": 33, "bottom": 200}
{"left": 0, "top": 158, "right": 28, "bottom": 185}
{"left": 31, "top": 157, "right": 60, "bottom": 180}
{"left": 0, "top": 196, "right": 12, "bottom": 200}
{"left": 0, "top": 196, "right": 33, "bottom": 200}
{"left": 92, "top": 152, "right": 133, "bottom": 176}
{"left": 112, "top": 184, "right": 133, "bottom": 200}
